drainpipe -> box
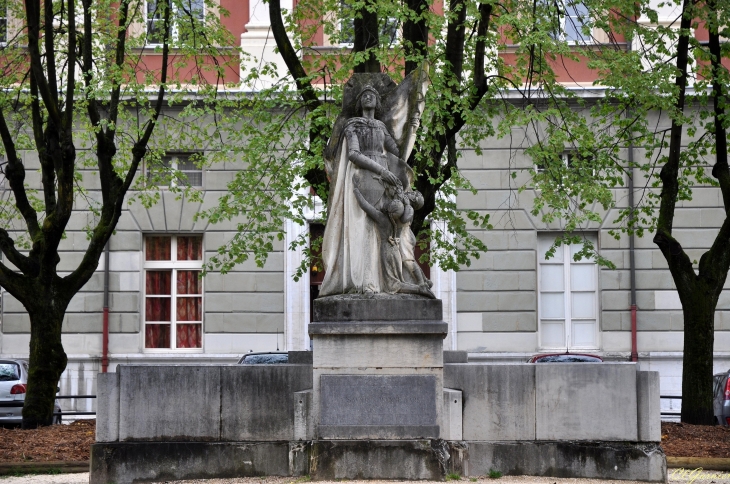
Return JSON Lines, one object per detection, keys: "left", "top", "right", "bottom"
{"left": 629, "top": 144, "right": 638, "bottom": 362}
{"left": 626, "top": 37, "right": 638, "bottom": 363}
{"left": 102, "top": 241, "right": 110, "bottom": 373}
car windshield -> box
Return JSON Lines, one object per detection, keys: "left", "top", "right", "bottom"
{"left": 534, "top": 355, "right": 602, "bottom": 363}
{"left": 240, "top": 354, "right": 288, "bottom": 365}
{"left": 0, "top": 363, "right": 20, "bottom": 381}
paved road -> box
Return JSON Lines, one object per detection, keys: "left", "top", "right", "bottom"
{"left": 1, "top": 471, "right": 728, "bottom": 484}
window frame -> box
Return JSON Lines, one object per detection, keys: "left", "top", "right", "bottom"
{"left": 146, "top": 152, "right": 204, "bottom": 188}
{"left": 0, "top": 0, "right": 7, "bottom": 46}
{"left": 537, "top": 234, "right": 600, "bottom": 351}
{"left": 540, "top": 0, "right": 593, "bottom": 45}
{"left": 143, "top": 234, "right": 204, "bottom": 352}
{"left": 144, "top": 0, "right": 206, "bottom": 46}
{"left": 560, "top": 0, "right": 592, "bottom": 44}
{"left": 534, "top": 151, "right": 595, "bottom": 190}
{"left": 336, "top": 2, "right": 400, "bottom": 47}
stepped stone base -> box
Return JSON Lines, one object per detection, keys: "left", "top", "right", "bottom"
{"left": 90, "top": 440, "right": 666, "bottom": 484}
{"left": 310, "top": 295, "right": 447, "bottom": 440}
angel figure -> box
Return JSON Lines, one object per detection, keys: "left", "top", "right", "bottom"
{"left": 319, "top": 69, "right": 431, "bottom": 297}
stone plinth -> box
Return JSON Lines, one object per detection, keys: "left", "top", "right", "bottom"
{"left": 310, "top": 295, "right": 447, "bottom": 440}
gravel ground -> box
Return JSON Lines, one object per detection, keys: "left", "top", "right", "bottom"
{"left": 2, "top": 473, "right": 729, "bottom": 484}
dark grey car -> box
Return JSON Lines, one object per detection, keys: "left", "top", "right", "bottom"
{"left": 713, "top": 369, "right": 730, "bottom": 426}
{"left": 238, "top": 352, "right": 289, "bottom": 364}
{"left": 0, "top": 359, "right": 62, "bottom": 426}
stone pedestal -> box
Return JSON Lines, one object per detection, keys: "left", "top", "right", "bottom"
{"left": 309, "top": 295, "right": 447, "bottom": 440}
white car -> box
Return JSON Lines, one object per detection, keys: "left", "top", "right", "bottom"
{"left": 0, "top": 359, "right": 62, "bottom": 426}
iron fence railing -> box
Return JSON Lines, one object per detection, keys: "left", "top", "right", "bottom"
{"left": 660, "top": 394, "right": 681, "bottom": 418}
{"left": 53, "top": 394, "right": 96, "bottom": 416}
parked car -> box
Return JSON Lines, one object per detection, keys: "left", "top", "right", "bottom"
{"left": 0, "top": 359, "right": 62, "bottom": 426}
{"left": 527, "top": 353, "right": 603, "bottom": 363}
{"left": 238, "top": 352, "right": 289, "bottom": 365}
{"left": 713, "top": 369, "right": 730, "bottom": 426}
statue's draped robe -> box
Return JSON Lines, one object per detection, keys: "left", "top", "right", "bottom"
{"left": 320, "top": 68, "right": 429, "bottom": 297}
{"left": 320, "top": 118, "right": 403, "bottom": 296}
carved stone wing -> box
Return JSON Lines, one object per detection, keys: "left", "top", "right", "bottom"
{"left": 380, "top": 63, "right": 429, "bottom": 161}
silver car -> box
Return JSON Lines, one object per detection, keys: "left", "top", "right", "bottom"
{"left": 714, "top": 369, "right": 730, "bottom": 426}
{"left": 0, "top": 359, "right": 62, "bottom": 426}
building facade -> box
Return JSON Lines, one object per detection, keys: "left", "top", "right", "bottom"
{"left": 0, "top": 0, "right": 728, "bottom": 419}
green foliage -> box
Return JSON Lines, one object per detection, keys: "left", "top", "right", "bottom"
{"left": 194, "top": 0, "right": 726, "bottom": 274}
{"left": 197, "top": 0, "right": 510, "bottom": 273}
{"left": 1, "top": 467, "right": 63, "bottom": 478}
{"left": 488, "top": 469, "right": 502, "bottom": 479}
{"left": 446, "top": 472, "right": 462, "bottom": 480}
{"left": 0, "top": 0, "right": 240, "bottom": 244}
{"left": 504, "top": 0, "right": 728, "bottom": 263}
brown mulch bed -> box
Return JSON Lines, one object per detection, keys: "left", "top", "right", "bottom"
{"left": 0, "top": 420, "right": 728, "bottom": 463}
{"left": 661, "top": 422, "right": 730, "bottom": 458}
{"left": 0, "top": 420, "right": 95, "bottom": 463}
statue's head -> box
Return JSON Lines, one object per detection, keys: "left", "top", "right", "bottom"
{"left": 407, "top": 190, "right": 425, "bottom": 210}
{"left": 355, "top": 84, "right": 382, "bottom": 116}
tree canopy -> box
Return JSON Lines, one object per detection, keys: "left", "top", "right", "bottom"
{"left": 0, "top": 0, "right": 239, "bottom": 426}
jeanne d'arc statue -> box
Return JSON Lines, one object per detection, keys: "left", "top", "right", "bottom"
{"left": 318, "top": 67, "right": 435, "bottom": 299}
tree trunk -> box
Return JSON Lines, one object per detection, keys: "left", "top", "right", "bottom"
{"left": 22, "top": 301, "right": 68, "bottom": 428}
{"left": 680, "top": 289, "right": 717, "bottom": 425}
{"left": 352, "top": 0, "right": 380, "bottom": 73}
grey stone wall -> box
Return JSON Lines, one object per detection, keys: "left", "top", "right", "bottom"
{"left": 453, "top": 113, "right": 730, "bottom": 369}
{"left": 0, "top": 147, "right": 286, "bottom": 363}
{"left": 98, "top": 362, "right": 659, "bottom": 443}
{"left": 97, "top": 364, "right": 313, "bottom": 443}
{"left": 444, "top": 363, "right": 660, "bottom": 442}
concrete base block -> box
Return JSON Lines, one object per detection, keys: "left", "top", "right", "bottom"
{"left": 90, "top": 440, "right": 666, "bottom": 483}
{"left": 96, "top": 372, "right": 119, "bottom": 443}
{"left": 444, "top": 351, "right": 468, "bottom": 363}
{"left": 90, "top": 441, "right": 302, "bottom": 484}
{"left": 313, "top": 294, "right": 443, "bottom": 322}
{"left": 461, "top": 441, "right": 667, "bottom": 482}
{"left": 442, "top": 388, "right": 463, "bottom": 441}
{"left": 309, "top": 440, "right": 449, "bottom": 480}
{"left": 294, "top": 390, "right": 313, "bottom": 441}
{"left": 637, "top": 371, "right": 662, "bottom": 442}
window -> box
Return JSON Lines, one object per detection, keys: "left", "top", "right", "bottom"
{"left": 144, "top": 235, "right": 203, "bottom": 349}
{"left": 145, "top": 0, "right": 205, "bottom": 45}
{"left": 146, "top": 153, "right": 203, "bottom": 187}
{"left": 561, "top": 0, "right": 591, "bottom": 42}
{"left": 537, "top": 234, "right": 598, "bottom": 349}
{"left": 338, "top": 2, "right": 399, "bottom": 46}
{"left": 540, "top": 0, "right": 591, "bottom": 43}
{"left": 535, "top": 151, "right": 594, "bottom": 187}
{"left": 0, "top": 0, "right": 7, "bottom": 45}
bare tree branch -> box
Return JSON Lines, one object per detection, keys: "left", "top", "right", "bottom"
{"left": 0, "top": 110, "right": 40, "bottom": 239}
{"left": 0, "top": 228, "right": 38, "bottom": 277}
{"left": 23, "top": 0, "right": 61, "bottom": 125}
{"left": 269, "top": 0, "right": 322, "bottom": 110}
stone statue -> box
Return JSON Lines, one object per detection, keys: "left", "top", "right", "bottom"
{"left": 319, "top": 68, "right": 434, "bottom": 298}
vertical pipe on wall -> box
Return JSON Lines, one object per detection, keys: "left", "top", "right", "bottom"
{"left": 626, "top": 38, "right": 639, "bottom": 363}
{"left": 102, "top": 241, "right": 110, "bottom": 373}
{"left": 629, "top": 150, "right": 638, "bottom": 362}
{"left": 628, "top": 129, "right": 638, "bottom": 362}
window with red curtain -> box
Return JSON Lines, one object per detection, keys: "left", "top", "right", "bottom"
{"left": 144, "top": 235, "right": 203, "bottom": 350}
